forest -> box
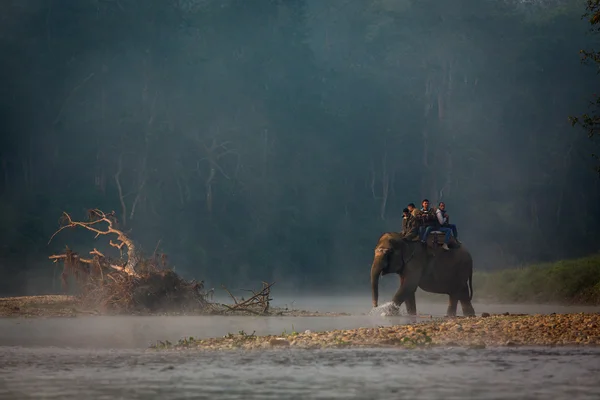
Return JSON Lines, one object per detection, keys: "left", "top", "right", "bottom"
{"left": 1, "top": 0, "right": 599, "bottom": 296}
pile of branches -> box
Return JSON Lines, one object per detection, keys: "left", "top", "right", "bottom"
{"left": 49, "top": 209, "right": 214, "bottom": 314}
{"left": 220, "top": 281, "right": 274, "bottom": 315}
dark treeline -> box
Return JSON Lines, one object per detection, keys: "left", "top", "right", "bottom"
{"left": 1, "top": 0, "right": 599, "bottom": 295}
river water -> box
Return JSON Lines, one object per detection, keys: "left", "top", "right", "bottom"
{"left": 1, "top": 297, "right": 600, "bottom": 399}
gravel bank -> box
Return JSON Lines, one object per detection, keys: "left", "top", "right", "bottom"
{"left": 151, "top": 313, "right": 600, "bottom": 351}
{"left": 0, "top": 295, "right": 349, "bottom": 317}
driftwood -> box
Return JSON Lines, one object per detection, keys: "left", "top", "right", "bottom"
{"left": 47, "top": 209, "right": 212, "bottom": 313}
{"left": 220, "top": 281, "right": 274, "bottom": 315}
{"left": 46, "top": 209, "right": 276, "bottom": 315}
{"left": 49, "top": 209, "right": 139, "bottom": 276}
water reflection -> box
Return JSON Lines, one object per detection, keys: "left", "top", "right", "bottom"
{"left": 1, "top": 346, "right": 599, "bottom": 399}
{"left": 2, "top": 298, "right": 600, "bottom": 399}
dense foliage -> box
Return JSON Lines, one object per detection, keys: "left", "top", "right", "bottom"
{"left": 1, "top": 0, "right": 599, "bottom": 295}
{"left": 473, "top": 254, "right": 600, "bottom": 304}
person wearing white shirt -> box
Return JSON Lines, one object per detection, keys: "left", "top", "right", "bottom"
{"left": 435, "top": 202, "right": 462, "bottom": 249}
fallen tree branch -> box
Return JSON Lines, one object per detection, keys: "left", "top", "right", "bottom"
{"left": 48, "top": 209, "right": 139, "bottom": 276}
{"left": 48, "top": 253, "right": 126, "bottom": 273}
{"left": 221, "top": 284, "right": 239, "bottom": 305}
{"left": 46, "top": 210, "right": 275, "bottom": 316}
{"left": 220, "top": 281, "right": 274, "bottom": 315}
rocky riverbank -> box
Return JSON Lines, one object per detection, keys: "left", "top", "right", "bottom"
{"left": 0, "top": 295, "right": 81, "bottom": 317}
{"left": 150, "top": 312, "right": 600, "bottom": 351}
{"left": 0, "top": 295, "right": 349, "bottom": 317}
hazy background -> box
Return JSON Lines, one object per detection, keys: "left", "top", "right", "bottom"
{"left": 1, "top": 0, "right": 599, "bottom": 296}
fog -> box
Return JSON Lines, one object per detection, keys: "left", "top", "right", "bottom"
{"left": 1, "top": 0, "right": 599, "bottom": 296}
{"left": 2, "top": 295, "right": 599, "bottom": 349}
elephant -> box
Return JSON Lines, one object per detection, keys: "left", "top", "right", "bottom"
{"left": 370, "top": 232, "right": 475, "bottom": 317}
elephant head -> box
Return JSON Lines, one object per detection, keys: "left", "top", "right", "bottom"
{"left": 370, "top": 233, "right": 404, "bottom": 307}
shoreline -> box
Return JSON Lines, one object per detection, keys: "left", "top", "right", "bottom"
{"left": 1, "top": 294, "right": 599, "bottom": 318}
{"left": 0, "top": 295, "right": 351, "bottom": 318}
{"left": 149, "top": 313, "right": 600, "bottom": 351}
{"left": 2, "top": 295, "right": 599, "bottom": 351}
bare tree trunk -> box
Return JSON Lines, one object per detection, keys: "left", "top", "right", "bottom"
{"left": 129, "top": 154, "right": 148, "bottom": 221}
{"left": 380, "top": 148, "right": 389, "bottom": 220}
{"left": 114, "top": 155, "right": 127, "bottom": 227}
{"left": 206, "top": 167, "right": 215, "bottom": 214}
{"left": 555, "top": 144, "right": 574, "bottom": 226}
{"left": 196, "top": 134, "right": 238, "bottom": 215}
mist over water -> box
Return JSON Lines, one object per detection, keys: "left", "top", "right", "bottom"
{"left": 2, "top": 1, "right": 600, "bottom": 398}
{"left": 2, "top": 297, "right": 600, "bottom": 399}
{"left": 1, "top": 297, "right": 599, "bottom": 349}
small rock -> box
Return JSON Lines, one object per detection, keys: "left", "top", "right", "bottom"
{"left": 481, "top": 312, "right": 490, "bottom": 318}
{"left": 304, "top": 330, "right": 312, "bottom": 334}
{"left": 269, "top": 338, "right": 290, "bottom": 347}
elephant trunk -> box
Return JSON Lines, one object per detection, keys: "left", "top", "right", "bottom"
{"left": 370, "top": 252, "right": 386, "bottom": 307}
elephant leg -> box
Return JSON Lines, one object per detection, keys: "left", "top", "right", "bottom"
{"left": 457, "top": 286, "right": 476, "bottom": 317}
{"left": 460, "top": 300, "right": 476, "bottom": 317}
{"left": 399, "top": 275, "right": 417, "bottom": 315}
{"left": 446, "top": 296, "right": 458, "bottom": 317}
{"left": 392, "top": 270, "right": 421, "bottom": 310}
{"left": 405, "top": 292, "right": 417, "bottom": 315}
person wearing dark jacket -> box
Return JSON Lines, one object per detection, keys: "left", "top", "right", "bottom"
{"left": 418, "top": 199, "right": 438, "bottom": 243}
{"left": 401, "top": 207, "right": 419, "bottom": 241}
{"left": 401, "top": 208, "right": 410, "bottom": 234}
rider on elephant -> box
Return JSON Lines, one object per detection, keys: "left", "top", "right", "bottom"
{"left": 436, "top": 202, "right": 462, "bottom": 245}
{"left": 401, "top": 208, "right": 410, "bottom": 234}
{"left": 418, "top": 199, "right": 438, "bottom": 243}
{"left": 407, "top": 202, "right": 420, "bottom": 219}
{"left": 401, "top": 207, "right": 419, "bottom": 241}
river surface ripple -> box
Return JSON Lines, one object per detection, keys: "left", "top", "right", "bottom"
{"left": 1, "top": 346, "right": 600, "bottom": 399}
{"left": 1, "top": 300, "right": 600, "bottom": 399}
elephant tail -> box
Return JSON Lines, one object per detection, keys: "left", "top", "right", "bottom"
{"left": 468, "top": 267, "right": 473, "bottom": 301}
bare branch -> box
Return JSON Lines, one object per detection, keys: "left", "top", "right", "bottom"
{"left": 48, "top": 209, "right": 139, "bottom": 276}
{"left": 219, "top": 282, "right": 274, "bottom": 315}
{"left": 114, "top": 155, "right": 127, "bottom": 226}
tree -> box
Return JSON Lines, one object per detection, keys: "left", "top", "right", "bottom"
{"left": 570, "top": 0, "right": 600, "bottom": 174}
